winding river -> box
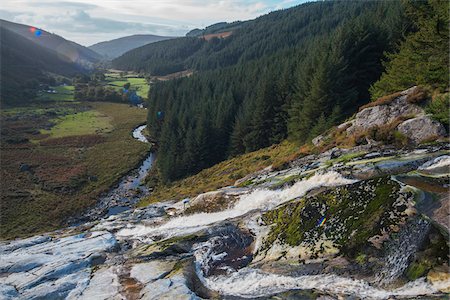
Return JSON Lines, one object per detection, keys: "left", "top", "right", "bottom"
{"left": 77, "top": 124, "right": 155, "bottom": 222}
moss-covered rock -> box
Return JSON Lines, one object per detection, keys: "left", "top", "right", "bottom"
{"left": 260, "top": 177, "right": 413, "bottom": 261}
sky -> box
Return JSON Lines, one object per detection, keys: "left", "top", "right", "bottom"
{"left": 1, "top": 0, "right": 309, "bottom": 46}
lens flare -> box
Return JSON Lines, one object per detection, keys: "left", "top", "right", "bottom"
{"left": 317, "top": 216, "right": 327, "bottom": 227}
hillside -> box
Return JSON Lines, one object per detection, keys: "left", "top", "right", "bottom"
{"left": 89, "top": 34, "right": 174, "bottom": 59}
{"left": 1, "top": 85, "right": 449, "bottom": 298}
{"left": 0, "top": 27, "right": 85, "bottom": 105}
{"left": 113, "top": 0, "right": 409, "bottom": 183}
{"left": 185, "top": 21, "right": 242, "bottom": 37}
{"left": 0, "top": 19, "right": 101, "bottom": 67}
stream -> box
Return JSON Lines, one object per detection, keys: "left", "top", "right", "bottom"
{"left": 76, "top": 124, "right": 155, "bottom": 222}
{"left": 0, "top": 136, "right": 449, "bottom": 299}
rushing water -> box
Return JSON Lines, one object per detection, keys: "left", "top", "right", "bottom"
{"left": 1, "top": 140, "right": 448, "bottom": 299}
{"left": 117, "top": 171, "right": 356, "bottom": 241}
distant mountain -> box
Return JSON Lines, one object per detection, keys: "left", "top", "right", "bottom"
{"left": 0, "top": 19, "right": 101, "bottom": 68}
{"left": 89, "top": 34, "right": 175, "bottom": 59}
{"left": 0, "top": 26, "right": 84, "bottom": 105}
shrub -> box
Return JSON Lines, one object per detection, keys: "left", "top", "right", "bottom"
{"left": 426, "top": 93, "right": 449, "bottom": 130}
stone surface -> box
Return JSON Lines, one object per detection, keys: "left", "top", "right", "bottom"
{"left": 397, "top": 115, "right": 447, "bottom": 144}
{"left": 188, "top": 190, "right": 236, "bottom": 213}
{"left": 1, "top": 144, "right": 449, "bottom": 300}
{"left": 346, "top": 86, "right": 424, "bottom": 135}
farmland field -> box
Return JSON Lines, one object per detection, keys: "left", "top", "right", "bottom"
{"left": 36, "top": 85, "right": 75, "bottom": 102}
{"left": 105, "top": 70, "right": 149, "bottom": 99}
{"left": 0, "top": 101, "right": 149, "bottom": 239}
{"left": 40, "top": 110, "right": 113, "bottom": 139}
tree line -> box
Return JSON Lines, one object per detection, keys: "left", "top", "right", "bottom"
{"left": 116, "top": 1, "right": 447, "bottom": 183}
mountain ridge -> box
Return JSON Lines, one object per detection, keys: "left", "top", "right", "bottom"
{"left": 0, "top": 19, "right": 102, "bottom": 66}
{"left": 89, "top": 34, "right": 175, "bottom": 59}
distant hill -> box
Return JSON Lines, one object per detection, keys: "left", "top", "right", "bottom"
{"left": 0, "top": 26, "right": 84, "bottom": 105}
{"left": 0, "top": 19, "right": 101, "bottom": 68}
{"left": 89, "top": 34, "right": 175, "bottom": 59}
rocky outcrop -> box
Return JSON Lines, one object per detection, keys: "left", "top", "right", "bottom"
{"left": 1, "top": 144, "right": 449, "bottom": 299}
{"left": 397, "top": 115, "right": 447, "bottom": 144}
{"left": 346, "top": 87, "right": 424, "bottom": 136}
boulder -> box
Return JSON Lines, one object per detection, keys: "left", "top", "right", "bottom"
{"left": 397, "top": 115, "right": 447, "bottom": 144}
{"left": 188, "top": 190, "right": 236, "bottom": 213}
{"left": 346, "top": 86, "right": 424, "bottom": 135}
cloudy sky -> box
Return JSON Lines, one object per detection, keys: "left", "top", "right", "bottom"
{"left": 1, "top": 0, "right": 308, "bottom": 46}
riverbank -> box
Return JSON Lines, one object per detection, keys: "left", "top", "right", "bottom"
{"left": 0, "top": 102, "right": 149, "bottom": 240}
{"left": 71, "top": 124, "right": 155, "bottom": 224}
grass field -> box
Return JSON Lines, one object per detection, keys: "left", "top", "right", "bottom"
{"left": 1, "top": 101, "right": 149, "bottom": 239}
{"left": 108, "top": 77, "right": 149, "bottom": 98}
{"left": 36, "top": 85, "right": 75, "bottom": 102}
{"left": 106, "top": 73, "right": 149, "bottom": 99}
{"left": 40, "top": 110, "right": 113, "bottom": 138}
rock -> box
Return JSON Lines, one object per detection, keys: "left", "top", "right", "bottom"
{"left": 397, "top": 115, "right": 446, "bottom": 144}
{"left": 130, "top": 260, "right": 175, "bottom": 284}
{"left": 0, "top": 231, "right": 117, "bottom": 299}
{"left": 73, "top": 267, "right": 122, "bottom": 299}
{"left": 188, "top": 191, "right": 236, "bottom": 213}
{"left": 427, "top": 266, "right": 450, "bottom": 293}
{"left": 346, "top": 86, "right": 424, "bottom": 135}
{"left": 312, "top": 135, "right": 325, "bottom": 147}
{"left": 418, "top": 155, "right": 450, "bottom": 175}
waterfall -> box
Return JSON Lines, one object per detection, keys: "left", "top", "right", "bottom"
{"left": 375, "top": 218, "right": 431, "bottom": 285}
{"left": 117, "top": 171, "right": 356, "bottom": 240}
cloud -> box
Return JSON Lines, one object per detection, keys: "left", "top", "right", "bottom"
{"left": 1, "top": 0, "right": 307, "bottom": 45}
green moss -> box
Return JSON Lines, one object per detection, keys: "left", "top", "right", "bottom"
{"left": 326, "top": 151, "right": 367, "bottom": 166}
{"left": 269, "top": 174, "right": 304, "bottom": 189}
{"left": 406, "top": 261, "right": 430, "bottom": 280}
{"left": 261, "top": 177, "right": 403, "bottom": 256}
{"left": 237, "top": 179, "right": 254, "bottom": 187}
{"left": 355, "top": 253, "right": 367, "bottom": 265}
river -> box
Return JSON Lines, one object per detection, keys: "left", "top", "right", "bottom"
{"left": 0, "top": 138, "right": 448, "bottom": 299}
{"left": 74, "top": 124, "right": 155, "bottom": 223}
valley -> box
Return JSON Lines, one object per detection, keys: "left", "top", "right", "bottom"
{"left": 0, "top": 0, "right": 448, "bottom": 299}
{"left": 0, "top": 99, "right": 150, "bottom": 239}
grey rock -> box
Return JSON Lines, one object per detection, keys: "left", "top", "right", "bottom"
{"left": 346, "top": 86, "right": 424, "bottom": 135}
{"left": 397, "top": 115, "right": 447, "bottom": 144}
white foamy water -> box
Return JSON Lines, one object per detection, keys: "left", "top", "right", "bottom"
{"left": 132, "top": 125, "right": 149, "bottom": 143}
{"left": 418, "top": 155, "right": 450, "bottom": 172}
{"left": 203, "top": 268, "right": 446, "bottom": 299}
{"left": 118, "top": 171, "right": 356, "bottom": 239}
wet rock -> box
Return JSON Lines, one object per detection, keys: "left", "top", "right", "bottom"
{"left": 74, "top": 267, "right": 121, "bottom": 299}
{"left": 194, "top": 224, "right": 254, "bottom": 276}
{"left": 0, "top": 231, "right": 117, "bottom": 299}
{"left": 259, "top": 177, "right": 413, "bottom": 267}
{"left": 427, "top": 266, "right": 450, "bottom": 293}
{"left": 188, "top": 191, "right": 236, "bottom": 213}
{"left": 397, "top": 115, "right": 447, "bottom": 144}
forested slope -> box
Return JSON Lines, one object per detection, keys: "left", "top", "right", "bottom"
{"left": 114, "top": 1, "right": 412, "bottom": 183}
{"left": 0, "top": 27, "right": 84, "bottom": 105}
